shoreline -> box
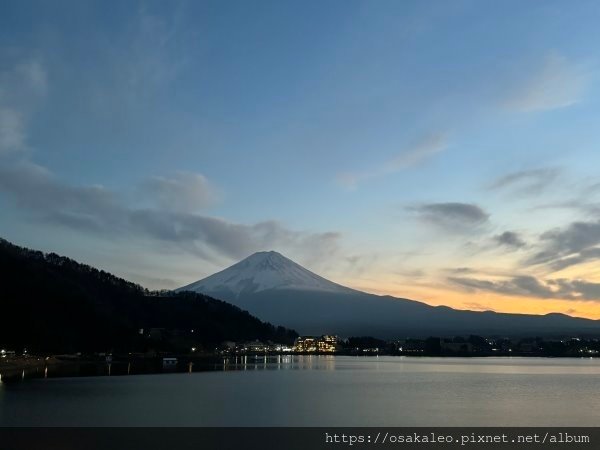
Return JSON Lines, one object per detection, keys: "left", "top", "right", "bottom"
{"left": 2, "top": 352, "right": 599, "bottom": 383}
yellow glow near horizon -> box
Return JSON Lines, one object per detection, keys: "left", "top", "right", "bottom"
{"left": 344, "top": 279, "right": 600, "bottom": 320}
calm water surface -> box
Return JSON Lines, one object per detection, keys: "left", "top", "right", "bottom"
{"left": 2, "top": 356, "right": 600, "bottom": 426}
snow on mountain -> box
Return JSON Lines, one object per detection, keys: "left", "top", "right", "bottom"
{"left": 178, "top": 251, "right": 354, "bottom": 297}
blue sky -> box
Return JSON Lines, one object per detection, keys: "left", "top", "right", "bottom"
{"left": 2, "top": 0, "right": 600, "bottom": 317}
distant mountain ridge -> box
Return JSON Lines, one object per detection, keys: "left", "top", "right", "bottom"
{"left": 179, "top": 251, "right": 600, "bottom": 339}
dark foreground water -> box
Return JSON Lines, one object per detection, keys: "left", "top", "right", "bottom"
{"left": 2, "top": 356, "right": 600, "bottom": 426}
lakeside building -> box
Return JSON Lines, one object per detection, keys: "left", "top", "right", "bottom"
{"left": 162, "top": 357, "right": 178, "bottom": 369}
{"left": 293, "top": 337, "right": 317, "bottom": 352}
{"left": 294, "top": 335, "right": 339, "bottom": 353}
{"left": 217, "top": 341, "right": 294, "bottom": 354}
{"left": 271, "top": 344, "right": 294, "bottom": 352}
{"left": 0, "top": 349, "right": 16, "bottom": 359}
{"left": 243, "top": 340, "right": 267, "bottom": 353}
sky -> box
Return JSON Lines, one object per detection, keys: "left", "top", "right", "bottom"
{"left": 2, "top": 0, "right": 600, "bottom": 318}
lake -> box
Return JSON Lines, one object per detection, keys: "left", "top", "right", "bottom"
{"left": 2, "top": 356, "right": 600, "bottom": 426}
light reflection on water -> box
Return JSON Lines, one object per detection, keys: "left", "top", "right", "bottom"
{"left": 2, "top": 356, "right": 600, "bottom": 426}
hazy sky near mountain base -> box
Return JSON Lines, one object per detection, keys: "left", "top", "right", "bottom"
{"left": 2, "top": 0, "right": 600, "bottom": 318}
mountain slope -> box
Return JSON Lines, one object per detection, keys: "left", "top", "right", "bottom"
{"left": 0, "top": 239, "right": 297, "bottom": 353}
{"left": 179, "top": 251, "right": 600, "bottom": 338}
{"left": 179, "top": 251, "right": 355, "bottom": 296}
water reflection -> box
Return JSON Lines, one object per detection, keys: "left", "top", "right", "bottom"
{"left": 210, "top": 354, "right": 337, "bottom": 372}
{"left": 0, "top": 355, "right": 376, "bottom": 383}
{"left": 6, "top": 357, "right": 600, "bottom": 427}
{"left": 7, "top": 355, "right": 600, "bottom": 383}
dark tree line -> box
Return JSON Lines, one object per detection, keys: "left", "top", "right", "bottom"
{"left": 0, "top": 238, "right": 297, "bottom": 354}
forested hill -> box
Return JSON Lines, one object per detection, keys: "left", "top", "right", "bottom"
{"left": 0, "top": 238, "right": 297, "bottom": 353}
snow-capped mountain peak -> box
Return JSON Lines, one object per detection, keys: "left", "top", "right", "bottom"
{"left": 178, "top": 251, "right": 353, "bottom": 296}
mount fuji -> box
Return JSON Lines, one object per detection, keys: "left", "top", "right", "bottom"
{"left": 179, "top": 251, "right": 355, "bottom": 297}
{"left": 178, "top": 251, "right": 600, "bottom": 338}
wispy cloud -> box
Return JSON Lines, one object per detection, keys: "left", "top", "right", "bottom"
{"left": 0, "top": 59, "right": 47, "bottom": 101}
{"left": 450, "top": 275, "right": 553, "bottom": 298}
{"left": 462, "top": 302, "right": 497, "bottom": 312}
{"left": 336, "top": 133, "right": 447, "bottom": 189}
{"left": 525, "top": 220, "right": 600, "bottom": 271}
{"left": 0, "top": 109, "right": 25, "bottom": 155}
{"left": 503, "top": 53, "right": 588, "bottom": 113}
{"left": 528, "top": 177, "right": 600, "bottom": 215}
{"left": 13, "top": 60, "right": 47, "bottom": 95}
{"left": 0, "top": 59, "right": 47, "bottom": 155}
{"left": 450, "top": 275, "right": 600, "bottom": 301}
{"left": 547, "top": 248, "right": 600, "bottom": 272}
{"left": 141, "top": 171, "right": 220, "bottom": 212}
{"left": 489, "top": 168, "right": 561, "bottom": 196}
{"left": 493, "top": 231, "right": 527, "bottom": 250}
{"left": 0, "top": 161, "right": 341, "bottom": 264}
{"left": 446, "top": 267, "right": 475, "bottom": 275}
{"left": 407, "top": 202, "right": 489, "bottom": 233}
{"left": 90, "top": 5, "right": 189, "bottom": 112}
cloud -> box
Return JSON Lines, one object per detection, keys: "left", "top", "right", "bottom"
{"left": 128, "top": 210, "right": 340, "bottom": 262}
{"left": 446, "top": 267, "right": 475, "bottom": 274}
{"left": 126, "top": 7, "right": 187, "bottom": 88}
{"left": 385, "top": 133, "right": 447, "bottom": 171}
{"left": 89, "top": 6, "right": 189, "bottom": 112}
{"left": 449, "top": 275, "right": 552, "bottom": 298}
{"left": 0, "top": 51, "right": 338, "bottom": 266}
{"left": 0, "top": 59, "right": 47, "bottom": 102}
{"left": 494, "top": 231, "right": 527, "bottom": 249}
{"left": 449, "top": 275, "right": 600, "bottom": 301}
{"left": 13, "top": 60, "right": 47, "bottom": 95}
{"left": 547, "top": 247, "right": 600, "bottom": 272}
{"left": 0, "top": 162, "right": 341, "bottom": 264}
{"left": 489, "top": 168, "right": 561, "bottom": 196}
{"left": 0, "top": 109, "right": 25, "bottom": 154}
{"left": 551, "top": 279, "right": 600, "bottom": 300}
{"left": 408, "top": 202, "right": 489, "bottom": 232}
{"left": 0, "top": 161, "right": 121, "bottom": 230}
{"left": 527, "top": 220, "right": 600, "bottom": 268}
{"left": 0, "top": 58, "right": 47, "bottom": 155}
{"left": 587, "top": 181, "right": 600, "bottom": 195}
{"left": 337, "top": 133, "right": 447, "bottom": 189}
{"left": 141, "top": 171, "right": 219, "bottom": 212}
{"left": 503, "top": 53, "right": 588, "bottom": 112}
{"left": 462, "top": 302, "right": 496, "bottom": 312}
